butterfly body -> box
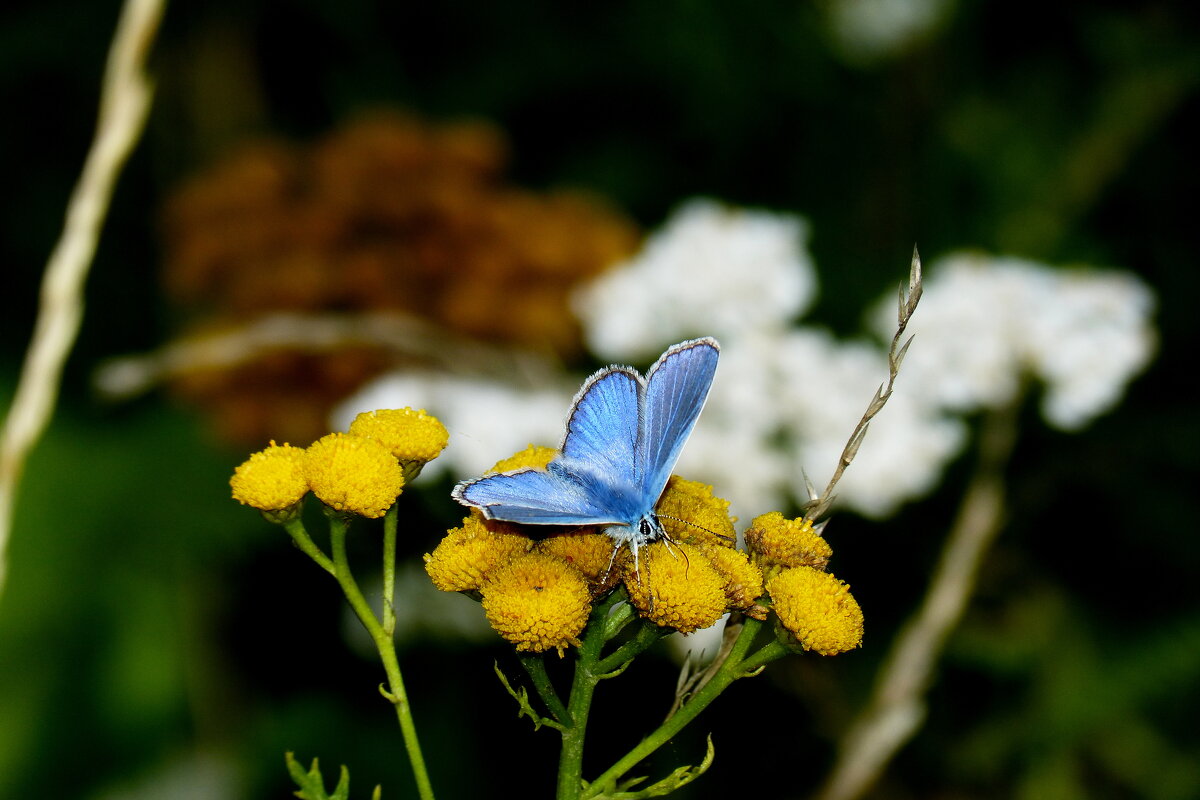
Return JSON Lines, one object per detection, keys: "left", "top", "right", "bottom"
{"left": 453, "top": 337, "right": 720, "bottom": 563}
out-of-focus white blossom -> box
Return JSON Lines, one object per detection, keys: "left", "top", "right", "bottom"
{"left": 871, "top": 252, "right": 1157, "bottom": 431}
{"left": 575, "top": 199, "right": 817, "bottom": 361}
{"left": 770, "top": 330, "right": 965, "bottom": 518}
{"left": 333, "top": 372, "right": 571, "bottom": 480}
{"left": 336, "top": 210, "right": 1156, "bottom": 527}
{"left": 823, "top": 0, "right": 953, "bottom": 64}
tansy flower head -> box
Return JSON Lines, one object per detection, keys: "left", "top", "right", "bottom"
{"left": 349, "top": 407, "right": 449, "bottom": 480}
{"left": 536, "top": 531, "right": 627, "bottom": 594}
{"left": 624, "top": 542, "right": 727, "bottom": 633}
{"left": 745, "top": 512, "right": 833, "bottom": 581}
{"left": 480, "top": 552, "right": 591, "bottom": 654}
{"left": 304, "top": 433, "right": 404, "bottom": 518}
{"left": 656, "top": 476, "right": 736, "bottom": 547}
{"left": 489, "top": 444, "right": 558, "bottom": 473}
{"left": 767, "top": 566, "right": 863, "bottom": 656}
{"left": 425, "top": 515, "right": 532, "bottom": 592}
{"left": 230, "top": 441, "right": 308, "bottom": 517}
{"left": 700, "top": 545, "right": 766, "bottom": 616}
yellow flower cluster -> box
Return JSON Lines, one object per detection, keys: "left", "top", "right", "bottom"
{"left": 746, "top": 512, "right": 862, "bottom": 656}
{"left": 425, "top": 453, "right": 766, "bottom": 651}
{"left": 230, "top": 408, "right": 447, "bottom": 519}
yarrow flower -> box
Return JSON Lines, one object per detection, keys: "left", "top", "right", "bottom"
{"left": 480, "top": 552, "right": 591, "bottom": 654}
{"left": 230, "top": 441, "right": 308, "bottom": 517}
{"left": 871, "top": 252, "right": 1156, "bottom": 431}
{"left": 304, "top": 432, "right": 404, "bottom": 518}
{"left": 767, "top": 566, "right": 863, "bottom": 656}
{"left": 348, "top": 407, "right": 449, "bottom": 480}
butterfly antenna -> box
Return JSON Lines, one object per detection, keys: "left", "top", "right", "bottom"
{"left": 657, "top": 514, "right": 735, "bottom": 545}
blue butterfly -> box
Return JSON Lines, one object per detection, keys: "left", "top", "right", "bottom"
{"left": 453, "top": 337, "right": 720, "bottom": 568}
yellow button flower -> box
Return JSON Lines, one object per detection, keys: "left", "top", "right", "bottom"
{"left": 656, "top": 476, "right": 736, "bottom": 546}
{"left": 480, "top": 552, "right": 591, "bottom": 654}
{"left": 488, "top": 444, "right": 558, "bottom": 473}
{"left": 624, "top": 542, "right": 727, "bottom": 633}
{"left": 700, "top": 545, "right": 765, "bottom": 613}
{"left": 536, "top": 531, "right": 626, "bottom": 593}
{"left": 745, "top": 512, "right": 833, "bottom": 581}
{"left": 767, "top": 566, "right": 863, "bottom": 656}
{"left": 348, "top": 408, "right": 449, "bottom": 477}
{"left": 425, "top": 514, "right": 532, "bottom": 592}
{"left": 303, "top": 433, "right": 404, "bottom": 518}
{"left": 230, "top": 441, "right": 308, "bottom": 513}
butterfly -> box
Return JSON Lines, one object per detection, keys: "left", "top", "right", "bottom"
{"left": 452, "top": 337, "right": 720, "bottom": 569}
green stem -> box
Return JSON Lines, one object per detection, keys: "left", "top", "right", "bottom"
{"left": 382, "top": 504, "right": 398, "bottom": 635}
{"left": 282, "top": 517, "right": 334, "bottom": 575}
{"left": 595, "top": 618, "right": 668, "bottom": 675}
{"left": 556, "top": 596, "right": 624, "bottom": 800}
{"left": 584, "top": 616, "right": 783, "bottom": 798}
{"left": 519, "top": 654, "right": 571, "bottom": 724}
{"left": 328, "top": 516, "right": 436, "bottom": 800}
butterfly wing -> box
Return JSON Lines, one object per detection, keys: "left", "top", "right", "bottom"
{"left": 559, "top": 366, "right": 642, "bottom": 477}
{"left": 638, "top": 337, "right": 720, "bottom": 501}
{"left": 452, "top": 464, "right": 627, "bottom": 525}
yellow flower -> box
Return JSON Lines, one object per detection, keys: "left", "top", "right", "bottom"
{"left": 536, "top": 531, "right": 626, "bottom": 593}
{"left": 425, "top": 515, "right": 532, "bottom": 592}
{"left": 767, "top": 566, "right": 863, "bottom": 656}
{"left": 700, "top": 545, "right": 765, "bottom": 613}
{"left": 480, "top": 552, "right": 591, "bottom": 654}
{"left": 348, "top": 408, "right": 449, "bottom": 480}
{"left": 656, "top": 476, "right": 736, "bottom": 547}
{"left": 624, "top": 542, "right": 727, "bottom": 633}
{"left": 489, "top": 444, "right": 558, "bottom": 473}
{"left": 230, "top": 441, "right": 308, "bottom": 514}
{"left": 744, "top": 512, "right": 833, "bottom": 581}
{"left": 303, "top": 433, "right": 404, "bottom": 518}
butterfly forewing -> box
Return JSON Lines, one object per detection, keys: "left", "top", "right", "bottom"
{"left": 638, "top": 338, "right": 720, "bottom": 501}
{"left": 560, "top": 366, "right": 642, "bottom": 480}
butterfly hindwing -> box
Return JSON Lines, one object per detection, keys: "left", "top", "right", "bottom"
{"left": 639, "top": 337, "right": 720, "bottom": 500}
{"left": 452, "top": 466, "right": 624, "bottom": 525}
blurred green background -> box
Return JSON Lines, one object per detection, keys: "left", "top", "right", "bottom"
{"left": 2, "top": 1, "right": 1198, "bottom": 798}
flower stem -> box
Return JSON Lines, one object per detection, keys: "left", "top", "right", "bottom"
{"left": 328, "top": 515, "right": 435, "bottom": 800}
{"left": 583, "top": 616, "right": 783, "bottom": 798}
{"left": 555, "top": 594, "right": 625, "bottom": 800}
{"left": 282, "top": 517, "right": 334, "bottom": 575}
{"left": 519, "top": 654, "right": 571, "bottom": 724}
{"left": 382, "top": 504, "right": 398, "bottom": 635}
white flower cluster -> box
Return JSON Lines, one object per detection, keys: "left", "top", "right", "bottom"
{"left": 870, "top": 252, "right": 1157, "bottom": 431}
{"left": 335, "top": 201, "right": 1157, "bottom": 521}
{"left": 575, "top": 199, "right": 816, "bottom": 361}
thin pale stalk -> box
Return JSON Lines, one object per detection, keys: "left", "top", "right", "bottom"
{"left": 329, "top": 516, "right": 436, "bottom": 800}
{"left": 0, "top": 0, "right": 162, "bottom": 601}
{"left": 813, "top": 399, "right": 1020, "bottom": 800}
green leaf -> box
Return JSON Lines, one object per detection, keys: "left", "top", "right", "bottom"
{"left": 285, "top": 752, "right": 366, "bottom": 800}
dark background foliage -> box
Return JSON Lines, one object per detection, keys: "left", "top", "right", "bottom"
{"left": 2, "top": 1, "right": 1198, "bottom": 798}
